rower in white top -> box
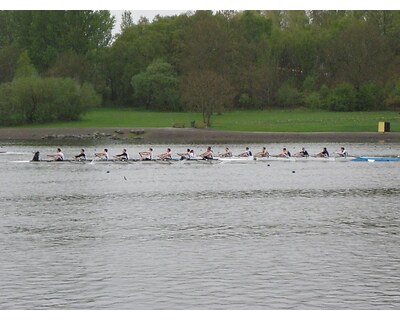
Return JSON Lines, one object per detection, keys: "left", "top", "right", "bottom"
{"left": 238, "top": 147, "right": 252, "bottom": 157}
{"left": 139, "top": 148, "right": 153, "bottom": 160}
{"left": 47, "top": 148, "right": 64, "bottom": 161}
{"left": 177, "top": 148, "right": 193, "bottom": 160}
{"left": 336, "top": 147, "right": 348, "bottom": 158}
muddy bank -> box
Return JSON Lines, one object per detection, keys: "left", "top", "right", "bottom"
{"left": 0, "top": 127, "right": 399, "bottom": 144}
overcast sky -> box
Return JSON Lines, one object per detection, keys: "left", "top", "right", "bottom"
{"left": 110, "top": 10, "right": 188, "bottom": 34}
{"left": 3, "top": 0, "right": 396, "bottom": 11}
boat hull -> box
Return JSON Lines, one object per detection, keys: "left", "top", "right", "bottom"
{"left": 352, "top": 156, "right": 400, "bottom": 162}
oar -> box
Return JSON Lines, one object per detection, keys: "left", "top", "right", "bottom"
{"left": 90, "top": 153, "right": 102, "bottom": 164}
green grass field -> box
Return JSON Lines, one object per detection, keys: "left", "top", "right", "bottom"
{"left": 22, "top": 108, "right": 400, "bottom": 132}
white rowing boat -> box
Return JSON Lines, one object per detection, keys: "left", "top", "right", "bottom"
{"left": 352, "top": 156, "right": 400, "bottom": 162}
{"left": 216, "top": 156, "right": 255, "bottom": 163}
{"left": 255, "top": 156, "right": 355, "bottom": 162}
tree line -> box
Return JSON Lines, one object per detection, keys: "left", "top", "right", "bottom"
{"left": 1, "top": 10, "right": 400, "bottom": 126}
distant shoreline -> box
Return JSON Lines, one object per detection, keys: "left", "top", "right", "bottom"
{"left": 0, "top": 127, "right": 399, "bottom": 144}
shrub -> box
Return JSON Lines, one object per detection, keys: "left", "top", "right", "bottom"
{"left": 172, "top": 122, "right": 185, "bottom": 128}
{"left": 238, "top": 93, "right": 252, "bottom": 109}
{"left": 356, "top": 82, "right": 383, "bottom": 111}
{"left": 324, "top": 83, "right": 356, "bottom": 111}
{"left": 277, "top": 83, "right": 304, "bottom": 108}
{"left": 384, "top": 96, "right": 400, "bottom": 110}
{"left": 304, "top": 92, "right": 322, "bottom": 110}
{"left": 0, "top": 77, "right": 101, "bottom": 125}
{"left": 131, "top": 59, "right": 181, "bottom": 111}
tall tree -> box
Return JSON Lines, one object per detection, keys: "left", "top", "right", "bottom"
{"left": 14, "top": 50, "right": 37, "bottom": 79}
{"left": 131, "top": 59, "right": 180, "bottom": 110}
{"left": 120, "top": 10, "right": 134, "bottom": 32}
{"left": 182, "top": 69, "right": 234, "bottom": 126}
{"left": 179, "top": 11, "right": 234, "bottom": 76}
{"left": 11, "top": 10, "right": 115, "bottom": 71}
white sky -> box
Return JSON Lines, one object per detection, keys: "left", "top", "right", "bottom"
{"left": 110, "top": 10, "right": 189, "bottom": 34}
{"left": 2, "top": 0, "right": 400, "bottom": 10}
{"left": 2, "top": 1, "right": 400, "bottom": 35}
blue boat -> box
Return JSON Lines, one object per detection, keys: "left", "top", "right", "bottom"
{"left": 352, "top": 156, "right": 400, "bottom": 162}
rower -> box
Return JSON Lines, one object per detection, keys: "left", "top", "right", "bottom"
{"left": 47, "top": 148, "right": 64, "bottom": 161}
{"left": 336, "top": 147, "right": 348, "bottom": 157}
{"left": 279, "top": 147, "right": 291, "bottom": 158}
{"left": 219, "top": 147, "right": 232, "bottom": 157}
{"left": 74, "top": 148, "right": 87, "bottom": 161}
{"left": 95, "top": 148, "right": 109, "bottom": 160}
{"left": 178, "top": 148, "right": 192, "bottom": 160}
{"left": 317, "top": 147, "right": 329, "bottom": 158}
{"left": 199, "top": 146, "right": 213, "bottom": 160}
{"left": 139, "top": 148, "right": 153, "bottom": 160}
{"left": 294, "top": 147, "right": 309, "bottom": 157}
{"left": 238, "top": 147, "right": 252, "bottom": 157}
{"left": 115, "top": 148, "right": 129, "bottom": 161}
{"left": 255, "top": 147, "right": 269, "bottom": 158}
{"left": 158, "top": 148, "right": 172, "bottom": 160}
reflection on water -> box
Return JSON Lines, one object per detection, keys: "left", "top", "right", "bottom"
{"left": 0, "top": 143, "right": 400, "bottom": 309}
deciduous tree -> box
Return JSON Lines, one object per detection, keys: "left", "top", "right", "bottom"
{"left": 182, "top": 70, "right": 234, "bottom": 126}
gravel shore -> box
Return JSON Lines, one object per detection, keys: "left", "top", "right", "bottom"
{"left": 0, "top": 127, "right": 399, "bottom": 144}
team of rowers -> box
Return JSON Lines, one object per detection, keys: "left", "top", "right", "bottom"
{"left": 45, "top": 146, "right": 348, "bottom": 161}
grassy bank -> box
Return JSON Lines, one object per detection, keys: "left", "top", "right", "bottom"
{"left": 20, "top": 108, "right": 400, "bottom": 132}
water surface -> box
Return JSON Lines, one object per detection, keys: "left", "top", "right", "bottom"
{"left": 0, "top": 142, "right": 399, "bottom": 309}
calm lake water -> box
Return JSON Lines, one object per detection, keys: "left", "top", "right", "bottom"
{"left": 0, "top": 142, "right": 399, "bottom": 309}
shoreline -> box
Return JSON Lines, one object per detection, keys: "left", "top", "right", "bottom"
{"left": 0, "top": 127, "right": 399, "bottom": 144}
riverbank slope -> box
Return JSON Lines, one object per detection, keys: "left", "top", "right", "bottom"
{"left": 0, "top": 127, "right": 399, "bottom": 143}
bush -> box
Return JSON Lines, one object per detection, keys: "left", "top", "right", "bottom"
{"left": 131, "top": 59, "right": 181, "bottom": 111}
{"left": 324, "top": 83, "right": 356, "bottom": 111}
{"left": 0, "top": 77, "right": 101, "bottom": 125}
{"left": 195, "top": 122, "right": 207, "bottom": 129}
{"left": 277, "top": 83, "right": 304, "bottom": 108}
{"left": 238, "top": 93, "right": 252, "bottom": 109}
{"left": 304, "top": 92, "right": 322, "bottom": 110}
{"left": 356, "top": 82, "right": 383, "bottom": 111}
{"left": 384, "top": 96, "right": 400, "bottom": 110}
{"left": 172, "top": 122, "right": 185, "bottom": 128}
{"left": 383, "top": 79, "right": 400, "bottom": 110}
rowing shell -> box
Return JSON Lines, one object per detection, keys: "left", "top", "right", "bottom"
{"left": 217, "top": 156, "right": 255, "bottom": 163}
{"left": 352, "top": 156, "right": 400, "bottom": 162}
{"left": 255, "top": 156, "right": 355, "bottom": 162}
{"left": 19, "top": 155, "right": 398, "bottom": 164}
{"left": 26, "top": 157, "right": 221, "bottom": 164}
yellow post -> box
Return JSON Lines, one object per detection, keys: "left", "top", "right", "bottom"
{"left": 378, "top": 122, "right": 390, "bottom": 132}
